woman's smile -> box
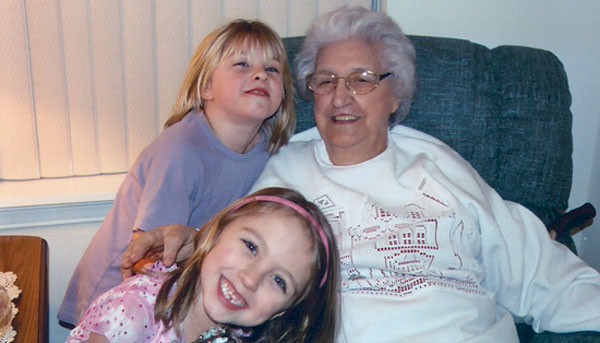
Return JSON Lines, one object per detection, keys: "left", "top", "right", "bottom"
{"left": 331, "top": 113, "right": 360, "bottom": 123}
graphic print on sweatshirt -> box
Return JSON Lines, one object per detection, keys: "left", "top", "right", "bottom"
{"left": 311, "top": 176, "right": 486, "bottom": 298}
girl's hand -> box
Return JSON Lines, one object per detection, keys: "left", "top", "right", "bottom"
{"left": 121, "top": 224, "right": 197, "bottom": 279}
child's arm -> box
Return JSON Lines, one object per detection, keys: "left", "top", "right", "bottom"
{"left": 68, "top": 274, "right": 162, "bottom": 343}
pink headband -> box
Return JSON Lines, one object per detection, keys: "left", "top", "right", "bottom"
{"left": 232, "top": 195, "right": 330, "bottom": 287}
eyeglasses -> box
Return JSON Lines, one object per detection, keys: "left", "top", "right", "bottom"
{"left": 306, "top": 70, "right": 393, "bottom": 95}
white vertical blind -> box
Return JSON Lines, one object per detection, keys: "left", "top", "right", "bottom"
{"left": 27, "top": 0, "right": 72, "bottom": 177}
{"left": 61, "top": 0, "right": 99, "bottom": 176}
{"left": 122, "top": 1, "right": 158, "bottom": 165}
{"left": 0, "top": 0, "right": 371, "bottom": 182}
{"left": 155, "top": 1, "right": 190, "bottom": 128}
{"left": 1, "top": 1, "right": 39, "bottom": 179}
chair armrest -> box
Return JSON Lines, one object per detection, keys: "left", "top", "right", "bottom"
{"left": 549, "top": 203, "right": 596, "bottom": 237}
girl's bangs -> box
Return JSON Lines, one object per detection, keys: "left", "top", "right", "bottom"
{"left": 221, "top": 30, "right": 284, "bottom": 63}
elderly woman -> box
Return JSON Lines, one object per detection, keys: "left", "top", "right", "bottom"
{"left": 123, "top": 6, "right": 600, "bottom": 342}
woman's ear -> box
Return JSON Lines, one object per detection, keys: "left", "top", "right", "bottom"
{"left": 391, "top": 98, "right": 401, "bottom": 114}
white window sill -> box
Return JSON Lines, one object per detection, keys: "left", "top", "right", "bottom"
{"left": 0, "top": 174, "right": 125, "bottom": 208}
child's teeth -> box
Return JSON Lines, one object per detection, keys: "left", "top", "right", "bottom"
{"left": 221, "top": 279, "right": 245, "bottom": 307}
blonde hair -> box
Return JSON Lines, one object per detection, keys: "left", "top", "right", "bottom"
{"left": 154, "top": 187, "right": 339, "bottom": 342}
{"left": 164, "top": 20, "right": 296, "bottom": 154}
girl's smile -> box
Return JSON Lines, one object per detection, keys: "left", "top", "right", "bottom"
{"left": 219, "top": 276, "right": 247, "bottom": 309}
{"left": 199, "top": 209, "right": 315, "bottom": 328}
{"left": 245, "top": 87, "right": 270, "bottom": 97}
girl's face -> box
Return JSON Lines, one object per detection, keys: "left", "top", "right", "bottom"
{"left": 200, "top": 209, "right": 315, "bottom": 327}
{"left": 312, "top": 39, "right": 401, "bottom": 166}
{"left": 202, "top": 42, "right": 284, "bottom": 127}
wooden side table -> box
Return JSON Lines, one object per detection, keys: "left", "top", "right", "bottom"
{"left": 0, "top": 235, "right": 49, "bottom": 343}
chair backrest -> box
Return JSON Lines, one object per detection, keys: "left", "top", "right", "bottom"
{"left": 283, "top": 35, "right": 573, "bottom": 226}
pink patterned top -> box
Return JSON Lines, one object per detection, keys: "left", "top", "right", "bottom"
{"left": 67, "top": 262, "right": 178, "bottom": 343}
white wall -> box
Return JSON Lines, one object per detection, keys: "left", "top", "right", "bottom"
{"left": 386, "top": 0, "right": 600, "bottom": 271}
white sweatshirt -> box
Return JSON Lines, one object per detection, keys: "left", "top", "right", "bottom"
{"left": 251, "top": 125, "right": 600, "bottom": 342}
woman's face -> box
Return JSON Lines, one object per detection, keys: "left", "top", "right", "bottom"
{"left": 200, "top": 210, "right": 314, "bottom": 328}
{"left": 312, "top": 39, "right": 400, "bottom": 166}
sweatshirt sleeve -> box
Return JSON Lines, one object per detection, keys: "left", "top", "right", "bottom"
{"left": 394, "top": 126, "right": 600, "bottom": 332}
{"left": 478, "top": 192, "right": 600, "bottom": 332}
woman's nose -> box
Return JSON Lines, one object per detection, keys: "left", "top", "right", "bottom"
{"left": 332, "top": 78, "right": 353, "bottom": 107}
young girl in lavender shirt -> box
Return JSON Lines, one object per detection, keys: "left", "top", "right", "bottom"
{"left": 59, "top": 19, "right": 296, "bottom": 327}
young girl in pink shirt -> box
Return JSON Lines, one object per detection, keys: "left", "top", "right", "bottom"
{"left": 68, "top": 187, "right": 339, "bottom": 343}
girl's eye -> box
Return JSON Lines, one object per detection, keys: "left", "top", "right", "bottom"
{"left": 273, "top": 274, "right": 287, "bottom": 293}
{"left": 266, "top": 66, "right": 279, "bottom": 73}
{"left": 242, "top": 239, "right": 257, "bottom": 255}
{"left": 234, "top": 61, "right": 249, "bottom": 68}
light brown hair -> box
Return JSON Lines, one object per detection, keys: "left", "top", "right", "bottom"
{"left": 154, "top": 187, "right": 339, "bottom": 342}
